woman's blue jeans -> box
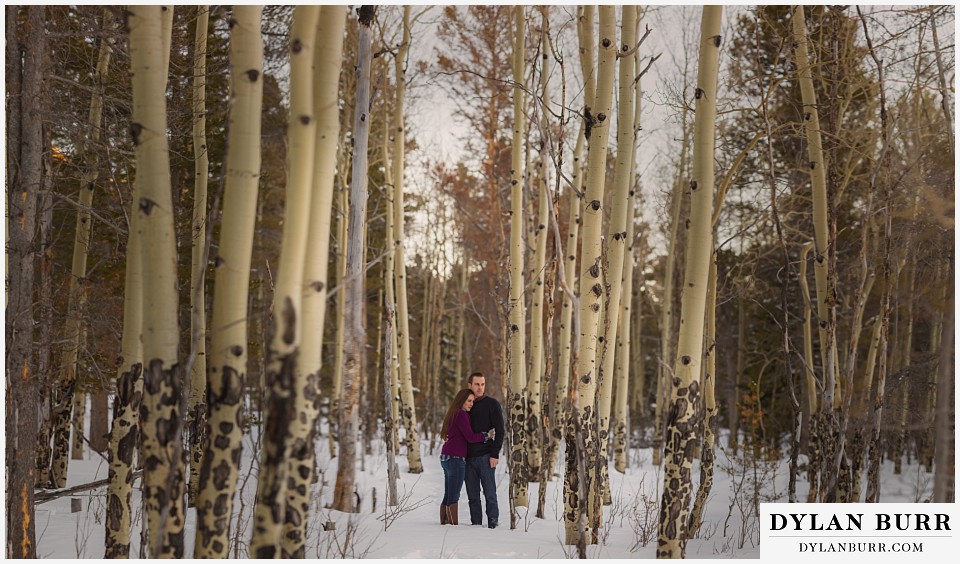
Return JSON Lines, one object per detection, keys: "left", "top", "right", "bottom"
{"left": 440, "top": 455, "right": 466, "bottom": 505}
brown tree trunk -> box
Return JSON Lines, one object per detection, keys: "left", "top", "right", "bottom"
{"left": 5, "top": 5, "right": 45, "bottom": 558}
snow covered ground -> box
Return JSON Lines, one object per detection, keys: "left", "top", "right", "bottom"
{"left": 33, "top": 420, "right": 935, "bottom": 560}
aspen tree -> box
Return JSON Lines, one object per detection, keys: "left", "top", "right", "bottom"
{"left": 192, "top": 7, "right": 263, "bottom": 556}
{"left": 50, "top": 13, "right": 113, "bottom": 486}
{"left": 281, "top": 6, "right": 346, "bottom": 555}
{"left": 187, "top": 5, "right": 209, "bottom": 506}
{"left": 507, "top": 4, "right": 530, "bottom": 510}
{"left": 654, "top": 88, "right": 690, "bottom": 468}
{"left": 596, "top": 5, "right": 636, "bottom": 514}
{"left": 250, "top": 7, "right": 319, "bottom": 556}
{"left": 106, "top": 15, "right": 145, "bottom": 550}
{"left": 566, "top": 5, "right": 617, "bottom": 546}
{"left": 526, "top": 5, "right": 552, "bottom": 482}
{"left": 550, "top": 4, "right": 593, "bottom": 481}
{"left": 392, "top": 5, "right": 424, "bottom": 474}
{"left": 382, "top": 107, "right": 402, "bottom": 472}
{"left": 657, "top": 6, "right": 721, "bottom": 558}
{"left": 793, "top": 6, "right": 839, "bottom": 498}
{"left": 6, "top": 6, "right": 44, "bottom": 557}
{"left": 687, "top": 255, "right": 717, "bottom": 537}
{"left": 331, "top": 6, "right": 376, "bottom": 512}
{"left": 614, "top": 14, "right": 643, "bottom": 473}
{"left": 129, "top": 4, "right": 184, "bottom": 556}
{"left": 332, "top": 4, "right": 375, "bottom": 512}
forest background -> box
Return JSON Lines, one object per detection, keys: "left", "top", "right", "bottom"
{"left": 4, "top": 3, "right": 955, "bottom": 559}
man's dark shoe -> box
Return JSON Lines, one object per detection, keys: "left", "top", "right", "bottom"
{"left": 488, "top": 520, "right": 498, "bottom": 529}
{"left": 471, "top": 521, "right": 482, "bottom": 526}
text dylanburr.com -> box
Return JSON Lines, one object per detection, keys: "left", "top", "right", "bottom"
{"left": 760, "top": 503, "right": 957, "bottom": 561}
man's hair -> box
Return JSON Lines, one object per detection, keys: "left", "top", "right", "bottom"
{"left": 467, "top": 371, "right": 485, "bottom": 384}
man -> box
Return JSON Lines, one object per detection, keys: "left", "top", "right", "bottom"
{"left": 464, "top": 371, "right": 504, "bottom": 529}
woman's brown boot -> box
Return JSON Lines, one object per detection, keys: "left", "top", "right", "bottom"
{"left": 440, "top": 504, "right": 449, "bottom": 525}
{"left": 447, "top": 502, "right": 459, "bottom": 525}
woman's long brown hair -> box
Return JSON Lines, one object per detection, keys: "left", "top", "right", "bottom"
{"left": 440, "top": 389, "right": 475, "bottom": 441}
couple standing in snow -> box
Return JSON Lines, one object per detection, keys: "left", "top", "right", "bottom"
{"left": 438, "top": 372, "right": 505, "bottom": 528}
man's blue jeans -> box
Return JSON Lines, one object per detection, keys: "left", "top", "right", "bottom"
{"left": 465, "top": 454, "right": 498, "bottom": 525}
{"left": 440, "top": 455, "right": 466, "bottom": 505}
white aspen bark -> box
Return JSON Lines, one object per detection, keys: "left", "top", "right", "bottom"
{"left": 567, "top": 5, "right": 617, "bottom": 546}
{"left": 281, "top": 6, "right": 346, "bottom": 556}
{"left": 687, "top": 255, "right": 717, "bottom": 537}
{"left": 657, "top": 7, "right": 721, "bottom": 558}
{"left": 381, "top": 108, "right": 402, "bottom": 492}
{"left": 527, "top": 7, "right": 552, "bottom": 481}
{"left": 187, "top": 5, "right": 209, "bottom": 507}
{"left": 381, "top": 109, "right": 402, "bottom": 461}
{"left": 799, "top": 241, "right": 819, "bottom": 418}
{"left": 596, "top": 5, "right": 636, "bottom": 513}
{"left": 332, "top": 5, "right": 375, "bottom": 513}
{"left": 129, "top": 4, "right": 184, "bottom": 557}
{"left": 507, "top": 5, "right": 529, "bottom": 510}
{"left": 250, "top": 6, "right": 319, "bottom": 557}
{"left": 53, "top": 21, "right": 113, "bottom": 483}
{"left": 192, "top": 7, "right": 263, "bottom": 557}
{"left": 392, "top": 6, "right": 423, "bottom": 474}
{"left": 793, "top": 5, "right": 836, "bottom": 422}
{"left": 614, "top": 19, "right": 643, "bottom": 474}
{"left": 106, "top": 102, "right": 145, "bottom": 561}
{"left": 553, "top": 7, "right": 593, "bottom": 487}
{"left": 654, "top": 96, "right": 690, "bottom": 468}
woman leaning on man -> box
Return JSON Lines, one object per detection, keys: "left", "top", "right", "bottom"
{"left": 438, "top": 388, "right": 489, "bottom": 524}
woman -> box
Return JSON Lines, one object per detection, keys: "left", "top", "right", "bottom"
{"left": 439, "top": 388, "right": 487, "bottom": 525}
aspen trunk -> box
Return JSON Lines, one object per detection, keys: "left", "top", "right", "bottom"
{"left": 566, "top": 5, "right": 617, "bottom": 545}
{"left": 6, "top": 6, "right": 44, "bottom": 557}
{"left": 526, "top": 7, "right": 553, "bottom": 484}
{"left": 793, "top": 6, "right": 839, "bottom": 500}
{"left": 332, "top": 5, "right": 375, "bottom": 512}
{"left": 280, "top": 6, "right": 346, "bottom": 556}
{"left": 52, "top": 17, "right": 113, "bottom": 481}
{"left": 799, "top": 241, "right": 820, "bottom": 501}
{"left": 596, "top": 6, "right": 636, "bottom": 516}
{"left": 392, "top": 6, "right": 423, "bottom": 474}
{"left": 192, "top": 7, "right": 263, "bottom": 557}
{"left": 614, "top": 14, "right": 644, "bottom": 474}
{"left": 687, "top": 255, "right": 717, "bottom": 538}
{"left": 507, "top": 5, "right": 529, "bottom": 510}
{"left": 129, "top": 5, "right": 185, "bottom": 557}
{"left": 250, "top": 7, "right": 320, "bottom": 556}
{"left": 106, "top": 21, "right": 145, "bottom": 552}
{"left": 382, "top": 108, "right": 402, "bottom": 462}
{"left": 550, "top": 6, "right": 593, "bottom": 483}
{"left": 187, "top": 5, "right": 210, "bottom": 507}
{"left": 654, "top": 95, "right": 690, "bottom": 468}
{"left": 657, "top": 7, "right": 721, "bottom": 558}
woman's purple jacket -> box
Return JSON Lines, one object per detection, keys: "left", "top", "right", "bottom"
{"left": 441, "top": 410, "right": 486, "bottom": 457}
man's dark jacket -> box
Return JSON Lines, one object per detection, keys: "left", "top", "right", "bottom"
{"left": 466, "top": 395, "right": 505, "bottom": 459}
